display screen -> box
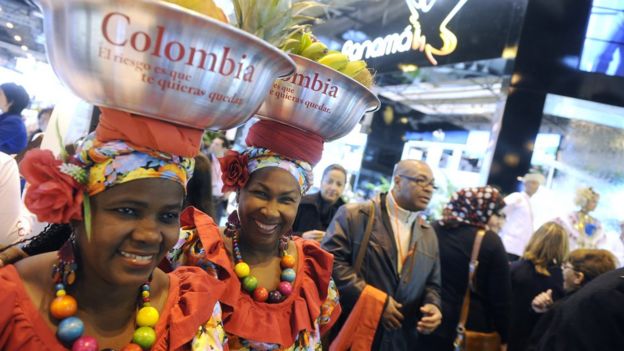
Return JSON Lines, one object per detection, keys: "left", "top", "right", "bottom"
{"left": 579, "top": 0, "right": 624, "bottom": 77}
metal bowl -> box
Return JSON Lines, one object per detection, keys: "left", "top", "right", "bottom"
{"left": 36, "top": 0, "right": 295, "bottom": 130}
{"left": 255, "top": 54, "right": 380, "bottom": 141}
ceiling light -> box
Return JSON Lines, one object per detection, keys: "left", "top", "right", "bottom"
{"left": 6, "top": 22, "right": 13, "bottom": 29}
{"left": 21, "top": 45, "right": 28, "bottom": 51}
{"left": 14, "top": 35, "right": 22, "bottom": 42}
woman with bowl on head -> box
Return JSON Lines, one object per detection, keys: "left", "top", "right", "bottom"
{"left": 0, "top": 109, "right": 227, "bottom": 350}
{"left": 168, "top": 120, "right": 341, "bottom": 350}
{"left": 292, "top": 164, "right": 347, "bottom": 242}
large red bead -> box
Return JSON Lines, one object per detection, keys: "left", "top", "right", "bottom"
{"left": 120, "top": 344, "right": 143, "bottom": 351}
{"left": 50, "top": 295, "right": 78, "bottom": 319}
{"left": 252, "top": 287, "right": 269, "bottom": 302}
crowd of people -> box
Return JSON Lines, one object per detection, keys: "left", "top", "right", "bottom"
{"left": 0, "top": 6, "right": 622, "bottom": 351}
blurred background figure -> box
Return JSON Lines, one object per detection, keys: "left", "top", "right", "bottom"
{"left": 529, "top": 249, "right": 617, "bottom": 351}
{"left": 418, "top": 185, "right": 511, "bottom": 351}
{"left": 508, "top": 222, "right": 569, "bottom": 351}
{"left": 0, "top": 82, "right": 30, "bottom": 155}
{"left": 293, "top": 164, "right": 347, "bottom": 242}
{"left": 207, "top": 133, "right": 230, "bottom": 225}
{"left": 500, "top": 173, "right": 545, "bottom": 261}
{"left": 184, "top": 153, "right": 214, "bottom": 217}
{"left": 0, "top": 151, "right": 20, "bottom": 246}
{"left": 15, "top": 107, "right": 53, "bottom": 163}
{"left": 556, "top": 187, "right": 605, "bottom": 250}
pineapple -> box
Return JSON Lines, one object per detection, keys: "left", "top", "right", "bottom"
{"left": 232, "top": 0, "right": 325, "bottom": 47}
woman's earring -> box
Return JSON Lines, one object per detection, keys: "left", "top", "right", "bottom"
{"left": 52, "top": 235, "right": 78, "bottom": 286}
{"left": 224, "top": 210, "right": 241, "bottom": 238}
{"left": 279, "top": 229, "right": 293, "bottom": 252}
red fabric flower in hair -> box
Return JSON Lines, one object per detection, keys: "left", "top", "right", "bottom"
{"left": 20, "top": 149, "right": 84, "bottom": 223}
{"left": 219, "top": 150, "right": 249, "bottom": 192}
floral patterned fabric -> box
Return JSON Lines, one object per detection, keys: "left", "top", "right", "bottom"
{"left": 75, "top": 133, "right": 194, "bottom": 196}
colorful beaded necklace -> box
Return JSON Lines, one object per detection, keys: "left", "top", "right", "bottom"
{"left": 50, "top": 241, "right": 160, "bottom": 351}
{"left": 232, "top": 233, "right": 296, "bottom": 303}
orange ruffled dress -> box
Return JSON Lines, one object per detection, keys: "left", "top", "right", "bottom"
{"left": 168, "top": 208, "right": 341, "bottom": 350}
{"left": 0, "top": 265, "right": 227, "bottom": 350}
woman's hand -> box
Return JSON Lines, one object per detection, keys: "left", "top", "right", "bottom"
{"left": 531, "top": 289, "right": 554, "bottom": 313}
{"left": 500, "top": 344, "right": 508, "bottom": 351}
{"left": 302, "top": 230, "right": 325, "bottom": 242}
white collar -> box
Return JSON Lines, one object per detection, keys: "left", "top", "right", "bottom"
{"left": 387, "top": 191, "right": 419, "bottom": 225}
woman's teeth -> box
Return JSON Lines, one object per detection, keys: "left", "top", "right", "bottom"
{"left": 255, "top": 220, "right": 278, "bottom": 232}
{"left": 119, "top": 251, "right": 154, "bottom": 261}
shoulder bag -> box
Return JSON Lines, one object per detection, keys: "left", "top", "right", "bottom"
{"left": 453, "top": 229, "right": 501, "bottom": 351}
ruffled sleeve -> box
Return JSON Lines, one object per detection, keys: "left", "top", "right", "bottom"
{"left": 153, "top": 266, "right": 227, "bottom": 351}
{"left": 0, "top": 265, "right": 66, "bottom": 350}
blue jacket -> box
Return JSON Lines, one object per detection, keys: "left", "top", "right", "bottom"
{"left": 0, "top": 113, "right": 27, "bottom": 154}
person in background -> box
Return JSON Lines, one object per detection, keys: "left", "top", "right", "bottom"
{"left": 0, "top": 82, "right": 30, "bottom": 155}
{"left": 15, "top": 107, "right": 53, "bottom": 163}
{"left": 500, "top": 173, "right": 544, "bottom": 261}
{"left": 293, "top": 163, "right": 347, "bottom": 242}
{"left": 184, "top": 154, "right": 214, "bottom": 217}
{"left": 208, "top": 133, "right": 230, "bottom": 225}
{"left": 508, "top": 222, "right": 569, "bottom": 351}
{"left": 323, "top": 159, "right": 442, "bottom": 350}
{"left": 418, "top": 186, "right": 510, "bottom": 351}
{"left": 0, "top": 152, "right": 21, "bottom": 246}
{"left": 556, "top": 187, "right": 605, "bottom": 250}
{"left": 529, "top": 249, "right": 617, "bottom": 351}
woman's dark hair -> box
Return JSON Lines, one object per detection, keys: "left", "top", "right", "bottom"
{"left": 184, "top": 153, "right": 214, "bottom": 216}
{"left": 213, "top": 134, "right": 229, "bottom": 149}
{"left": 0, "top": 82, "right": 30, "bottom": 115}
{"left": 322, "top": 164, "right": 347, "bottom": 182}
{"left": 0, "top": 223, "right": 72, "bottom": 258}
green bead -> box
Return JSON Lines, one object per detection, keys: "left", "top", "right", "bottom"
{"left": 242, "top": 275, "right": 258, "bottom": 293}
{"left": 132, "top": 326, "right": 156, "bottom": 349}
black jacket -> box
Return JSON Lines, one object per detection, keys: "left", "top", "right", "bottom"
{"left": 292, "top": 192, "right": 345, "bottom": 233}
{"left": 508, "top": 260, "right": 563, "bottom": 351}
{"left": 532, "top": 267, "right": 624, "bottom": 351}
{"left": 322, "top": 193, "right": 442, "bottom": 350}
{"left": 419, "top": 223, "right": 511, "bottom": 351}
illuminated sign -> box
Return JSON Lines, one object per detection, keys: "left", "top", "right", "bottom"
{"left": 342, "top": 0, "right": 468, "bottom": 65}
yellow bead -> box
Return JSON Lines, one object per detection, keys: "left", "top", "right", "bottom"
{"left": 56, "top": 289, "right": 66, "bottom": 297}
{"left": 141, "top": 291, "right": 150, "bottom": 298}
{"left": 234, "top": 262, "right": 250, "bottom": 278}
{"left": 136, "top": 306, "right": 159, "bottom": 327}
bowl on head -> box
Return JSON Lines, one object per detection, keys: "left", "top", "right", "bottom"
{"left": 255, "top": 54, "right": 380, "bottom": 141}
{"left": 37, "top": 0, "right": 295, "bottom": 130}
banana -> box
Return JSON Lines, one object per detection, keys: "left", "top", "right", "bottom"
{"left": 299, "top": 32, "right": 314, "bottom": 53}
{"left": 317, "top": 53, "right": 349, "bottom": 71}
{"left": 340, "top": 60, "right": 367, "bottom": 77}
{"left": 352, "top": 68, "right": 374, "bottom": 88}
{"left": 300, "top": 42, "right": 328, "bottom": 61}
{"left": 280, "top": 38, "right": 302, "bottom": 54}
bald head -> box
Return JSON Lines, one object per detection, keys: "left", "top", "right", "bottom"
{"left": 391, "top": 159, "right": 434, "bottom": 212}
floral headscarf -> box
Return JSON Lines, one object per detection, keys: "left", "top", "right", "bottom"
{"left": 20, "top": 133, "right": 194, "bottom": 225}
{"left": 219, "top": 147, "right": 313, "bottom": 194}
{"left": 439, "top": 186, "right": 505, "bottom": 229}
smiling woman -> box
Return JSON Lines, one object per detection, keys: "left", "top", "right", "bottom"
{"left": 167, "top": 119, "right": 342, "bottom": 350}
{"left": 0, "top": 109, "right": 227, "bottom": 350}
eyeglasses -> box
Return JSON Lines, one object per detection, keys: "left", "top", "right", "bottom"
{"left": 398, "top": 174, "right": 438, "bottom": 190}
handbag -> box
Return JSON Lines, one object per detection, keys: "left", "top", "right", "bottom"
{"left": 453, "top": 229, "right": 502, "bottom": 351}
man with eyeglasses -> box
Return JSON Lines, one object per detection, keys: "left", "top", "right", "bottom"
{"left": 322, "top": 159, "right": 442, "bottom": 350}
